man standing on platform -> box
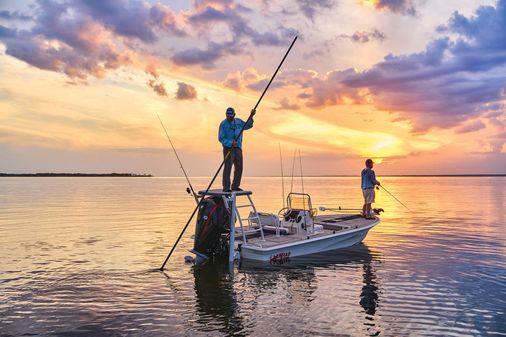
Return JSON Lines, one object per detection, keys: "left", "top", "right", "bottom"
{"left": 218, "top": 107, "right": 255, "bottom": 192}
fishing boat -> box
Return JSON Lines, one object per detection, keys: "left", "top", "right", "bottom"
{"left": 191, "top": 189, "right": 381, "bottom": 264}
{"left": 158, "top": 36, "right": 389, "bottom": 270}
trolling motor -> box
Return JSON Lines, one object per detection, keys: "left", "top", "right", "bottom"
{"left": 193, "top": 196, "right": 230, "bottom": 258}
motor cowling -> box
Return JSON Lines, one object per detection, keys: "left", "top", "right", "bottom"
{"left": 193, "top": 197, "right": 230, "bottom": 257}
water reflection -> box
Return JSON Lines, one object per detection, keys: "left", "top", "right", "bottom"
{"left": 240, "top": 244, "right": 382, "bottom": 336}
{"left": 360, "top": 252, "right": 381, "bottom": 336}
{"left": 192, "top": 244, "right": 382, "bottom": 336}
{"left": 193, "top": 260, "right": 246, "bottom": 336}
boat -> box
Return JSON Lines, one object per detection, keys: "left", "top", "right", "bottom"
{"left": 191, "top": 189, "right": 381, "bottom": 264}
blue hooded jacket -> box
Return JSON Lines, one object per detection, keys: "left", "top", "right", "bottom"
{"left": 218, "top": 118, "right": 253, "bottom": 149}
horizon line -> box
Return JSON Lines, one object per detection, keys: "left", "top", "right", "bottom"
{"left": 2, "top": 173, "right": 506, "bottom": 178}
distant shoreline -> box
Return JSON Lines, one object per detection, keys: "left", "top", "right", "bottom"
{"left": 164, "top": 174, "right": 505, "bottom": 177}
{"left": 277, "top": 174, "right": 506, "bottom": 177}
{"left": 0, "top": 173, "right": 153, "bottom": 177}
{"left": 1, "top": 173, "right": 504, "bottom": 178}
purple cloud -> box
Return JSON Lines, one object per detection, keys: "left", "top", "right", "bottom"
{"left": 74, "top": 0, "right": 184, "bottom": 42}
{"left": 340, "top": 29, "right": 386, "bottom": 43}
{"left": 283, "top": 1, "right": 506, "bottom": 131}
{"left": 148, "top": 79, "right": 168, "bottom": 97}
{"left": 174, "top": 1, "right": 298, "bottom": 67}
{"left": 0, "top": 0, "right": 298, "bottom": 78}
{"left": 297, "top": 0, "right": 338, "bottom": 20}
{"left": 222, "top": 68, "right": 263, "bottom": 91}
{"left": 188, "top": 6, "right": 236, "bottom": 24}
{"left": 274, "top": 97, "right": 300, "bottom": 110}
{"left": 370, "top": 0, "right": 417, "bottom": 16}
{"left": 0, "top": 25, "right": 17, "bottom": 38}
{"left": 0, "top": 0, "right": 176, "bottom": 80}
{"left": 262, "top": 0, "right": 337, "bottom": 20}
{"left": 0, "top": 0, "right": 189, "bottom": 82}
{"left": 176, "top": 82, "right": 197, "bottom": 100}
{"left": 172, "top": 40, "right": 244, "bottom": 68}
{"left": 455, "top": 120, "right": 486, "bottom": 134}
{"left": 0, "top": 10, "right": 31, "bottom": 21}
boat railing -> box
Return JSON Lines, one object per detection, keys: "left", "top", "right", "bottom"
{"left": 221, "top": 191, "right": 265, "bottom": 256}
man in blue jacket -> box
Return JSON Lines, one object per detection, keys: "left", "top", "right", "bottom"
{"left": 361, "top": 159, "right": 381, "bottom": 219}
{"left": 218, "top": 107, "right": 255, "bottom": 192}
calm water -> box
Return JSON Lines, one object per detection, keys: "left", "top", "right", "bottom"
{"left": 0, "top": 177, "right": 505, "bottom": 336}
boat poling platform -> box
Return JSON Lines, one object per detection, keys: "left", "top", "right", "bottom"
{"left": 197, "top": 189, "right": 265, "bottom": 261}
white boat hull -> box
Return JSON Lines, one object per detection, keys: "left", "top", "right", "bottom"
{"left": 239, "top": 221, "right": 378, "bottom": 262}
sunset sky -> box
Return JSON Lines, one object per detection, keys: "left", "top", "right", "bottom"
{"left": 0, "top": 0, "right": 505, "bottom": 176}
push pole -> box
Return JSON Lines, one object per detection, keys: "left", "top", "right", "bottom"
{"left": 159, "top": 36, "right": 298, "bottom": 271}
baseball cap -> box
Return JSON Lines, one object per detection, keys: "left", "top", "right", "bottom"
{"left": 226, "top": 107, "right": 235, "bottom": 115}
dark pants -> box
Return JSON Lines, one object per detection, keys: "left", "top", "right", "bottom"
{"left": 222, "top": 147, "right": 243, "bottom": 190}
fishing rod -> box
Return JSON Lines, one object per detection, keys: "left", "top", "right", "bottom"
{"left": 159, "top": 35, "right": 298, "bottom": 271}
{"left": 278, "top": 143, "right": 286, "bottom": 208}
{"left": 290, "top": 149, "right": 296, "bottom": 193}
{"left": 379, "top": 185, "right": 411, "bottom": 211}
{"left": 299, "top": 149, "right": 305, "bottom": 209}
{"left": 156, "top": 113, "right": 199, "bottom": 204}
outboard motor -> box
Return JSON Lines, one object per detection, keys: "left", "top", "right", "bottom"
{"left": 193, "top": 196, "right": 230, "bottom": 257}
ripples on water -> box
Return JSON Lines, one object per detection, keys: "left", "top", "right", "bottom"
{"left": 0, "top": 177, "right": 505, "bottom": 336}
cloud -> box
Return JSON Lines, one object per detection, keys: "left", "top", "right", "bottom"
{"left": 0, "top": 10, "right": 31, "bottom": 21}
{"left": 0, "top": 0, "right": 298, "bottom": 79}
{"left": 148, "top": 79, "right": 168, "bottom": 97}
{"left": 173, "top": 0, "right": 298, "bottom": 67}
{"left": 188, "top": 4, "right": 237, "bottom": 24}
{"left": 172, "top": 40, "right": 242, "bottom": 68}
{"left": 297, "top": 0, "right": 338, "bottom": 20}
{"left": 175, "top": 82, "right": 197, "bottom": 100}
{"left": 0, "top": 25, "right": 17, "bottom": 38}
{"left": 3, "top": 33, "right": 134, "bottom": 79}
{"left": 245, "top": 68, "right": 316, "bottom": 92}
{"left": 361, "top": 0, "right": 417, "bottom": 16}
{"left": 0, "top": 0, "right": 194, "bottom": 83}
{"left": 223, "top": 67, "right": 264, "bottom": 91}
{"left": 245, "top": 68, "right": 368, "bottom": 107}
{"left": 0, "top": 1, "right": 166, "bottom": 80}
{"left": 73, "top": 0, "right": 185, "bottom": 42}
{"left": 455, "top": 120, "right": 486, "bottom": 134}
{"left": 267, "top": 1, "right": 506, "bottom": 132}
{"left": 274, "top": 97, "right": 300, "bottom": 110}
{"left": 340, "top": 29, "right": 386, "bottom": 43}
{"left": 261, "top": 0, "right": 338, "bottom": 20}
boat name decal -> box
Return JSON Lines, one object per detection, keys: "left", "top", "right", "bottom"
{"left": 270, "top": 252, "right": 291, "bottom": 265}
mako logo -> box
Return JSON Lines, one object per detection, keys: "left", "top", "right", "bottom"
{"left": 270, "top": 252, "right": 291, "bottom": 265}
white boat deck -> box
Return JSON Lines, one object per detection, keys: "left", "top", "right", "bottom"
{"left": 237, "top": 214, "right": 378, "bottom": 248}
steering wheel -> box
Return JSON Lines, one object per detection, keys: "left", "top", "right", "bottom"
{"left": 278, "top": 207, "right": 293, "bottom": 220}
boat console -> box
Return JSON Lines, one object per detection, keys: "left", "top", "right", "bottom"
{"left": 278, "top": 193, "right": 323, "bottom": 236}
